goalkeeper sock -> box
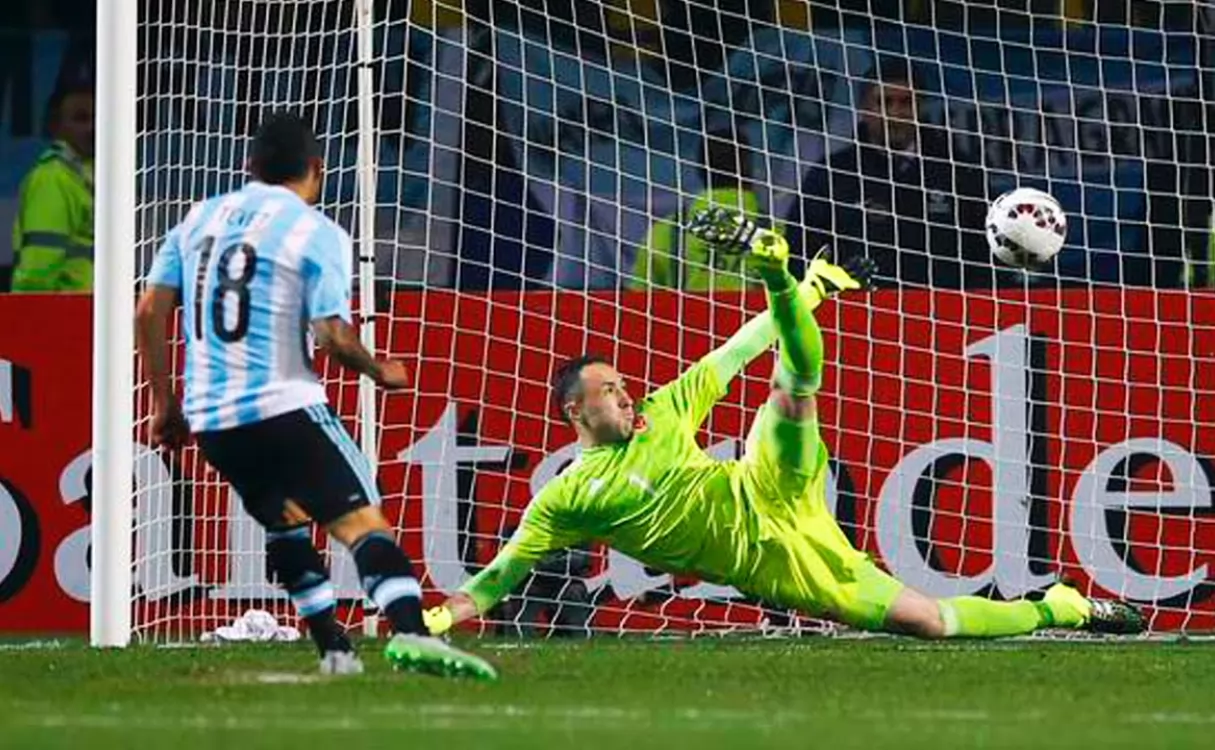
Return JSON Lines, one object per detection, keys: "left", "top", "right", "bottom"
{"left": 937, "top": 596, "right": 1053, "bottom": 638}
{"left": 266, "top": 526, "right": 351, "bottom": 655}
{"left": 351, "top": 531, "right": 426, "bottom": 635}
{"left": 764, "top": 271, "right": 825, "bottom": 395}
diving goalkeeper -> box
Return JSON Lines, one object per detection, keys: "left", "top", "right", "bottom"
{"left": 426, "top": 208, "right": 1144, "bottom": 639}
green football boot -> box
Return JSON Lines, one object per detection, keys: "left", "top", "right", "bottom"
{"left": 384, "top": 633, "right": 499, "bottom": 681}
{"left": 1042, "top": 582, "right": 1146, "bottom": 635}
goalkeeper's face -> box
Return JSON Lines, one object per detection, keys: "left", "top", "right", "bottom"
{"left": 571, "top": 363, "right": 636, "bottom": 445}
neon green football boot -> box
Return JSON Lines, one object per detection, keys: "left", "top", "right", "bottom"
{"left": 1042, "top": 582, "right": 1146, "bottom": 634}
{"left": 384, "top": 633, "right": 499, "bottom": 681}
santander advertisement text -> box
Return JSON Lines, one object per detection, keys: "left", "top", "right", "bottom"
{"left": 1, "top": 290, "right": 1212, "bottom": 633}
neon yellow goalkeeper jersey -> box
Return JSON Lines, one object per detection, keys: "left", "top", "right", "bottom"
{"left": 459, "top": 354, "right": 825, "bottom": 615}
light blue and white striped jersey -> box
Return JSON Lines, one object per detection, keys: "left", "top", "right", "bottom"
{"left": 147, "top": 182, "right": 353, "bottom": 432}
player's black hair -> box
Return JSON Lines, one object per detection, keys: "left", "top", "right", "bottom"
{"left": 248, "top": 112, "right": 322, "bottom": 185}
{"left": 551, "top": 354, "right": 611, "bottom": 423}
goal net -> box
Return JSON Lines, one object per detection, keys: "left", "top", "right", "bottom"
{"left": 118, "top": 0, "right": 1215, "bottom": 643}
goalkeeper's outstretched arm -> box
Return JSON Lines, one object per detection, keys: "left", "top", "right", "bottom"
{"left": 702, "top": 309, "right": 778, "bottom": 390}
{"left": 426, "top": 544, "right": 548, "bottom": 634}
{"left": 425, "top": 483, "right": 584, "bottom": 634}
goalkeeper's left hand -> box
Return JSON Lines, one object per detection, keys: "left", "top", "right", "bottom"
{"left": 799, "top": 246, "right": 878, "bottom": 306}
{"left": 423, "top": 606, "right": 454, "bottom": 636}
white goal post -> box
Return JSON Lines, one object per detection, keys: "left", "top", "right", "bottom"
{"left": 96, "top": 1, "right": 1215, "bottom": 646}
{"left": 92, "top": 0, "right": 137, "bottom": 647}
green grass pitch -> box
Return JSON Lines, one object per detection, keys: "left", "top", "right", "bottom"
{"left": 2, "top": 637, "right": 1213, "bottom": 749}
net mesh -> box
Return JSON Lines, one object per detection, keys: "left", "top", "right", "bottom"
{"left": 132, "top": 0, "right": 1215, "bottom": 642}
{"left": 134, "top": 0, "right": 367, "bottom": 641}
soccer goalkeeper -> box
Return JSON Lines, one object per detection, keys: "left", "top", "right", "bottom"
{"left": 425, "top": 208, "right": 1144, "bottom": 640}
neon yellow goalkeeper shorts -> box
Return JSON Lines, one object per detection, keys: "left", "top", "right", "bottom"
{"left": 739, "top": 403, "right": 905, "bottom": 631}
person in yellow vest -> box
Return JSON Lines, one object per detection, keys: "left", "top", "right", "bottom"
{"left": 11, "top": 86, "right": 95, "bottom": 292}
{"left": 629, "top": 131, "right": 779, "bottom": 291}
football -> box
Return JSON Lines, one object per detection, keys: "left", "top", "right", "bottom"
{"left": 985, "top": 187, "right": 1068, "bottom": 268}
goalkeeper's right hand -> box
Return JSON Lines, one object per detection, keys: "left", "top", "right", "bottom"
{"left": 799, "top": 247, "right": 878, "bottom": 307}
{"left": 423, "top": 606, "right": 454, "bottom": 636}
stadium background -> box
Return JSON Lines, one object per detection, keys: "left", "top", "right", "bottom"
{"left": 2, "top": 1, "right": 1212, "bottom": 288}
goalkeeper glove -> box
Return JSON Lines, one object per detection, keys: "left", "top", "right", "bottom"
{"left": 798, "top": 246, "right": 878, "bottom": 307}
{"left": 423, "top": 606, "right": 454, "bottom": 636}
{"left": 687, "top": 207, "right": 877, "bottom": 299}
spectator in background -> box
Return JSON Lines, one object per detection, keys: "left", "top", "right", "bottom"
{"left": 10, "top": 85, "right": 94, "bottom": 292}
{"left": 786, "top": 57, "right": 997, "bottom": 288}
{"left": 629, "top": 128, "right": 780, "bottom": 291}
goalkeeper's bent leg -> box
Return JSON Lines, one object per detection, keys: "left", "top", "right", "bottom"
{"left": 266, "top": 525, "right": 353, "bottom": 655}
{"left": 755, "top": 236, "right": 825, "bottom": 396}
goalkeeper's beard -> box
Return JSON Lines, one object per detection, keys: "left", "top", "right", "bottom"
{"left": 580, "top": 409, "right": 635, "bottom": 445}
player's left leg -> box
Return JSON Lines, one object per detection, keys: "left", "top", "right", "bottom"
{"left": 883, "top": 584, "right": 1044, "bottom": 638}
{"left": 798, "top": 554, "right": 1145, "bottom": 638}
{"left": 264, "top": 523, "right": 359, "bottom": 666}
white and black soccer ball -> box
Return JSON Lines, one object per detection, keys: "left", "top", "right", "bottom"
{"left": 985, "top": 188, "right": 1068, "bottom": 269}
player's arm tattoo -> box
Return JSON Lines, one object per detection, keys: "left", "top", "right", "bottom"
{"left": 312, "top": 316, "right": 384, "bottom": 382}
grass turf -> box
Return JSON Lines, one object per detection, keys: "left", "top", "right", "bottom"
{"left": 1, "top": 637, "right": 1212, "bottom": 749}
